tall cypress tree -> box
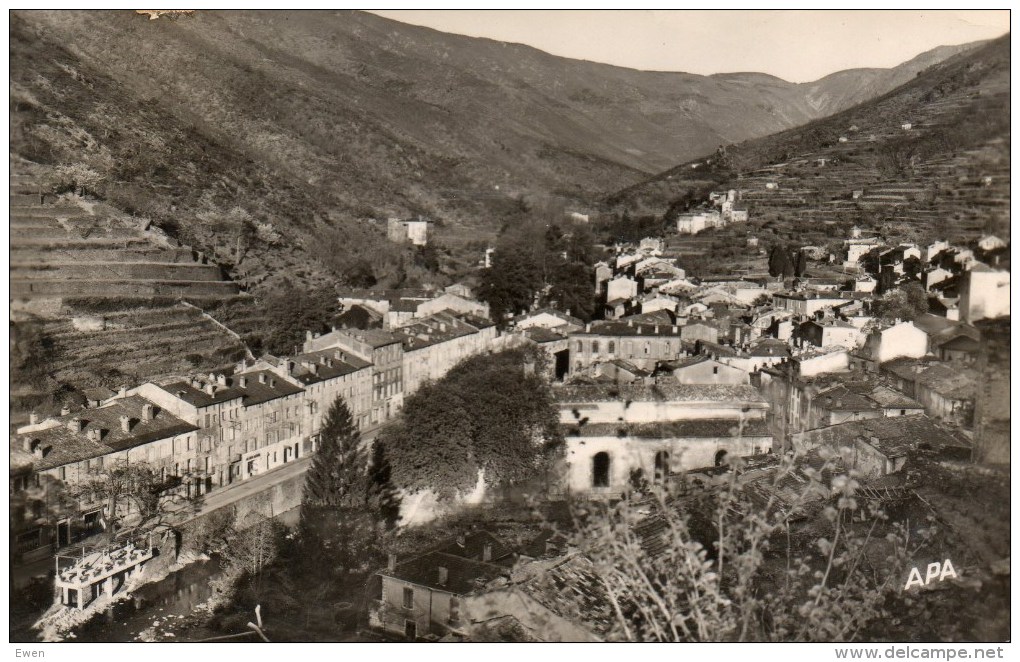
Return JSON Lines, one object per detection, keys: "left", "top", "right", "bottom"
{"left": 302, "top": 396, "right": 367, "bottom": 508}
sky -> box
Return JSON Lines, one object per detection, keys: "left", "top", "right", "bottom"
{"left": 370, "top": 10, "right": 1010, "bottom": 83}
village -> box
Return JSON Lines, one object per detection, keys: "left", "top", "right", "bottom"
{"left": 9, "top": 179, "right": 1011, "bottom": 641}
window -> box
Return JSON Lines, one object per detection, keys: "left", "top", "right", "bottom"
{"left": 608, "top": 341, "right": 615, "bottom": 354}
{"left": 58, "top": 466, "right": 66, "bottom": 481}
{"left": 402, "top": 587, "right": 414, "bottom": 609}
{"left": 714, "top": 450, "right": 729, "bottom": 467}
{"left": 592, "top": 340, "right": 600, "bottom": 354}
{"left": 900, "top": 409, "right": 906, "bottom": 416}
{"left": 592, "top": 452, "right": 611, "bottom": 488}
{"left": 654, "top": 451, "right": 670, "bottom": 483}
{"left": 713, "top": 367, "right": 719, "bottom": 375}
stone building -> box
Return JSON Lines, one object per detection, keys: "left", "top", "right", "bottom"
{"left": 555, "top": 383, "right": 772, "bottom": 495}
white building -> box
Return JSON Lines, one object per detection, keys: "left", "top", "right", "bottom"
{"left": 959, "top": 266, "right": 1010, "bottom": 322}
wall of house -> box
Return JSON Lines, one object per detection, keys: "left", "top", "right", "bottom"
{"left": 672, "top": 361, "right": 748, "bottom": 385}
{"left": 569, "top": 333, "right": 683, "bottom": 373}
{"left": 378, "top": 576, "right": 453, "bottom": 638}
{"left": 559, "top": 400, "right": 766, "bottom": 425}
{"left": 564, "top": 433, "right": 772, "bottom": 493}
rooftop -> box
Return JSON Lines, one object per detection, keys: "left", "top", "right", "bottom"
{"left": 382, "top": 551, "right": 506, "bottom": 595}
{"left": 13, "top": 396, "right": 199, "bottom": 471}
{"left": 554, "top": 382, "right": 766, "bottom": 405}
{"left": 158, "top": 369, "right": 304, "bottom": 408}
{"left": 881, "top": 358, "right": 978, "bottom": 400}
{"left": 562, "top": 418, "right": 771, "bottom": 439}
{"left": 286, "top": 349, "right": 372, "bottom": 386}
{"left": 804, "top": 414, "right": 971, "bottom": 459}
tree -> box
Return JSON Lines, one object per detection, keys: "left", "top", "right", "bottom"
{"left": 302, "top": 397, "right": 369, "bottom": 509}
{"left": 477, "top": 244, "right": 542, "bottom": 324}
{"left": 66, "top": 460, "right": 202, "bottom": 543}
{"left": 379, "top": 348, "right": 562, "bottom": 499}
{"left": 768, "top": 246, "right": 795, "bottom": 279}
{"left": 794, "top": 249, "right": 808, "bottom": 277}
{"left": 300, "top": 396, "right": 387, "bottom": 575}
{"left": 872, "top": 282, "right": 929, "bottom": 321}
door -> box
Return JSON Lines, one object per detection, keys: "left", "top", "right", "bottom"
{"left": 404, "top": 620, "right": 417, "bottom": 641}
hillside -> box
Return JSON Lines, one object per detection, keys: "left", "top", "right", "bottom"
{"left": 9, "top": 159, "right": 252, "bottom": 423}
{"left": 9, "top": 10, "right": 980, "bottom": 294}
{"left": 610, "top": 35, "right": 1010, "bottom": 252}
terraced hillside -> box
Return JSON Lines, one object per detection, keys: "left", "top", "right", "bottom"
{"left": 10, "top": 160, "right": 253, "bottom": 421}
{"left": 612, "top": 35, "right": 1011, "bottom": 249}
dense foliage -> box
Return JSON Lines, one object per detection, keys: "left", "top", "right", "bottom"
{"left": 378, "top": 348, "right": 563, "bottom": 499}
{"left": 478, "top": 214, "right": 601, "bottom": 325}
{"left": 553, "top": 449, "right": 930, "bottom": 641}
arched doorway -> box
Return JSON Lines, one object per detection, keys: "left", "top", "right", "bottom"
{"left": 653, "top": 451, "right": 670, "bottom": 483}
{"left": 592, "top": 452, "right": 611, "bottom": 488}
{"left": 714, "top": 449, "right": 729, "bottom": 467}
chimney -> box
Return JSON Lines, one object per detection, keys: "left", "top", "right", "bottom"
{"left": 216, "top": 374, "right": 227, "bottom": 386}
{"left": 309, "top": 363, "right": 318, "bottom": 375}
{"left": 269, "top": 378, "right": 276, "bottom": 388}
{"left": 637, "top": 326, "right": 643, "bottom": 335}
{"left": 120, "top": 415, "right": 131, "bottom": 433}
{"left": 68, "top": 418, "right": 84, "bottom": 433}
{"left": 90, "top": 427, "right": 104, "bottom": 442}
{"left": 437, "top": 566, "right": 449, "bottom": 586}
{"left": 22, "top": 438, "right": 36, "bottom": 453}
{"left": 239, "top": 376, "right": 248, "bottom": 388}
{"left": 142, "top": 403, "right": 154, "bottom": 421}
{"left": 29, "top": 412, "right": 39, "bottom": 425}
{"left": 191, "top": 378, "right": 202, "bottom": 389}
{"left": 33, "top": 444, "right": 45, "bottom": 459}
{"left": 205, "top": 383, "right": 216, "bottom": 396}
{"left": 320, "top": 355, "right": 327, "bottom": 365}
{"left": 306, "top": 330, "right": 313, "bottom": 342}
{"left": 118, "top": 386, "right": 127, "bottom": 398}
{"left": 387, "top": 553, "right": 397, "bottom": 572}
{"left": 482, "top": 543, "right": 493, "bottom": 562}
{"left": 627, "top": 319, "right": 634, "bottom": 327}
{"left": 60, "top": 406, "right": 71, "bottom": 416}
{"left": 208, "top": 372, "right": 216, "bottom": 382}
{"left": 259, "top": 373, "right": 267, "bottom": 384}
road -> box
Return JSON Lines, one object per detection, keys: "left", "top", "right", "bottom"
{"left": 180, "top": 418, "right": 396, "bottom": 523}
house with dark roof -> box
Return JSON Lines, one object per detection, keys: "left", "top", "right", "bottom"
{"left": 12, "top": 396, "right": 200, "bottom": 564}
{"left": 568, "top": 319, "right": 684, "bottom": 375}
{"left": 130, "top": 369, "right": 308, "bottom": 488}
{"left": 395, "top": 311, "right": 495, "bottom": 395}
{"left": 662, "top": 355, "right": 748, "bottom": 385}
{"left": 880, "top": 358, "right": 977, "bottom": 429}
{"left": 791, "top": 415, "right": 971, "bottom": 478}
{"left": 371, "top": 531, "right": 514, "bottom": 640}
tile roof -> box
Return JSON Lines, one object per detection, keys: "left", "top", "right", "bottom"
{"left": 13, "top": 396, "right": 199, "bottom": 471}
{"left": 880, "top": 359, "right": 977, "bottom": 400}
{"left": 554, "top": 382, "right": 766, "bottom": 404}
{"left": 396, "top": 317, "right": 477, "bottom": 352}
{"left": 561, "top": 418, "right": 771, "bottom": 439}
{"left": 572, "top": 320, "right": 681, "bottom": 337}
{"left": 158, "top": 369, "right": 305, "bottom": 408}
{"left": 382, "top": 551, "right": 507, "bottom": 595}
{"left": 286, "top": 349, "right": 371, "bottom": 386}
{"left": 803, "top": 415, "right": 971, "bottom": 459}
{"left": 515, "top": 308, "right": 584, "bottom": 329}
{"left": 522, "top": 327, "right": 567, "bottom": 344}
